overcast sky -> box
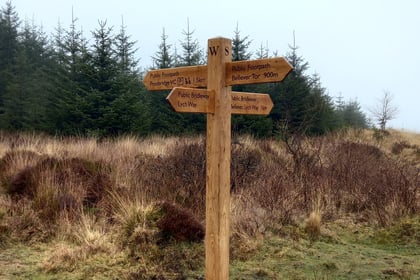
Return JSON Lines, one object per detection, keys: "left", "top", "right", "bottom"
{"left": 9, "top": 0, "right": 420, "bottom": 132}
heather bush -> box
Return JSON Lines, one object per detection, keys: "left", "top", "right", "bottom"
{"left": 231, "top": 144, "right": 263, "bottom": 191}
{"left": 1, "top": 198, "right": 52, "bottom": 242}
{"left": 156, "top": 201, "right": 204, "bottom": 243}
{"left": 135, "top": 139, "right": 207, "bottom": 216}
{"left": 325, "top": 141, "right": 420, "bottom": 225}
{"left": 0, "top": 150, "right": 44, "bottom": 191}
{"left": 2, "top": 155, "right": 112, "bottom": 228}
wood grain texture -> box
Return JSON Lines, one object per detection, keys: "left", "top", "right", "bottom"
{"left": 206, "top": 37, "right": 232, "bottom": 280}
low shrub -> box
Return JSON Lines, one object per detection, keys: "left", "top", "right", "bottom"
{"left": 2, "top": 198, "right": 52, "bottom": 242}
{"left": 0, "top": 150, "right": 44, "bottom": 191}
{"left": 326, "top": 141, "right": 420, "bottom": 225}
{"left": 231, "top": 145, "right": 263, "bottom": 191}
{"left": 156, "top": 201, "right": 204, "bottom": 243}
{"left": 135, "top": 140, "right": 207, "bottom": 216}
{"left": 4, "top": 156, "right": 111, "bottom": 225}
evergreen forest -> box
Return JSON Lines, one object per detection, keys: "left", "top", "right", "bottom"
{"left": 0, "top": 2, "right": 368, "bottom": 138}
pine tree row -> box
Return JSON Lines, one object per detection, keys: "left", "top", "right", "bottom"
{"left": 0, "top": 2, "right": 368, "bottom": 138}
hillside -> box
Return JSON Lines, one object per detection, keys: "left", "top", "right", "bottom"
{"left": 0, "top": 129, "right": 419, "bottom": 279}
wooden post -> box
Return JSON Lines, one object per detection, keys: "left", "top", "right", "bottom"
{"left": 143, "top": 37, "right": 292, "bottom": 279}
{"left": 206, "top": 37, "right": 232, "bottom": 280}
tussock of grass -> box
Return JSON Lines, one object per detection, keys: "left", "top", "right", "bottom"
{"left": 74, "top": 213, "right": 110, "bottom": 249}
{"left": 305, "top": 211, "right": 322, "bottom": 240}
{"left": 109, "top": 191, "right": 159, "bottom": 245}
{"left": 43, "top": 213, "right": 114, "bottom": 273}
{"left": 42, "top": 242, "right": 83, "bottom": 272}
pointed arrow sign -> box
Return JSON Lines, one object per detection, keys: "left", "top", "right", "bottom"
{"left": 166, "top": 87, "right": 215, "bottom": 113}
{"left": 166, "top": 87, "right": 273, "bottom": 115}
{"left": 231, "top": 92, "right": 273, "bottom": 115}
{"left": 225, "top": 57, "right": 292, "bottom": 86}
{"left": 143, "top": 65, "right": 207, "bottom": 91}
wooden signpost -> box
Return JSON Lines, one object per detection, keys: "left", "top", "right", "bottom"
{"left": 143, "top": 37, "right": 292, "bottom": 280}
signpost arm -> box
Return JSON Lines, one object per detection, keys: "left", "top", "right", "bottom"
{"left": 206, "top": 37, "right": 232, "bottom": 280}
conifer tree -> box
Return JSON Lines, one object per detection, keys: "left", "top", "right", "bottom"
{"left": 337, "top": 99, "right": 368, "bottom": 129}
{"left": 271, "top": 35, "right": 337, "bottom": 137}
{"left": 1, "top": 9, "right": 54, "bottom": 131}
{"left": 48, "top": 14, "right": 89, "bottom": 134}
{"left": 152, "top": 28, "right": 173, "bottom": 69}
{"left": 82, "top": 20, "right": 118, "bottom": 136}
{"left": 148, "top": 28, "right": 184, "bottom": 134}
{"left": 115, "top": 17, "right": 138, "bottom": 73}
{"left": 19, "top": 20, "right": 52, "bottom": 129}
{"left": 0, "top": 1, "right": 19, "bottom": 123}
{"left": 104, "top": 19, "right": 151, "bottom": 136}
{"left": 230, "top": 24, "right": 269, "bottom": 136}
{"left": 256, "top": 41, "right": 269, "bottom": 59}
{"left": 177, "top": 19, "right": 203, "bottom": 66}
{"left": 167, "top": 19, "right": 206, "bottom": 134}
{"left": 232, "top": 24, "right": 252, "bottom": 61}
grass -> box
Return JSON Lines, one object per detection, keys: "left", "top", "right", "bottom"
{"left": 0, "top": 129, "right": 419, "bottom": 279}
{"left": 1, "top": 219, "right": 419, "bottom": 279}
{"left": 231, "top": 218, "right": 420, "bottom": 279}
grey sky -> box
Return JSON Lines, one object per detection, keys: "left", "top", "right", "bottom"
{"left": 10, "top": 0, "right": 420, "bottom": 132}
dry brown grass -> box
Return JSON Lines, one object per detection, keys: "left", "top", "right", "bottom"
{"left": 305, "top": 211, "right": 322, "bottom": 239}
{"left": 388, "top": 129, "right": 420, "bottom": 146}
{"left": 109, "top": 190, "right": 158, "bottom": 245}
{"left": 0, "top": 129, "right": 418, "bottom": 275}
